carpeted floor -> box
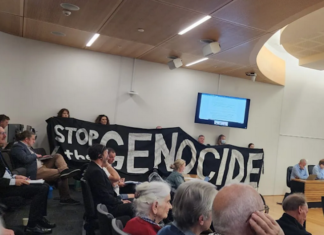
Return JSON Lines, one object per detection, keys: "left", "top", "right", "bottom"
{"left": 3, "top": 186, "right": 84, "bottom": 235}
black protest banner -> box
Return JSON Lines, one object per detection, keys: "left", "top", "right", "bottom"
{"left": 47, "top": 118, "right": 264, "bottom": 188}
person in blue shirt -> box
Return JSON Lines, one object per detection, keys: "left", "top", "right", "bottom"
{"left": 290, "top": 159, "right": 308, "bottom": 180}
{"left": 312, "top": 159, "right": 324, "bottom": 179}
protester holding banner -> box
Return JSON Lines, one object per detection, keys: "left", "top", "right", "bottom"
{"left": 248, "top": 143, "right": 255, "bottom": 149}
{"left": 123, "top": 181, "right": 172, "bottom": 235}
{"left": 166, "top": 159, "right": 185, "bottom": 191}
{"left": 84, "top": 144, "right": 134, "bottom": 219}
{"left": 197, "top": 135, "right": 205, "bottom": 144}
{"left": 158, "top": 180, "right": 217, "bottom": 235}
{"left": 95, "top": 114, "right": 110, "bottom": 125}
{"left": 57, "top": 108, "right": 70, "bottom": 118}
{"left": 216, "top": 134, "right": 226, "bottom": 145}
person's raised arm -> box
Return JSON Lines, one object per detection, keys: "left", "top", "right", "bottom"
{"left": 103, "top": 163, "right": 120, "bottom": 183}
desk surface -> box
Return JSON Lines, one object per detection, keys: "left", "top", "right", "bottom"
{"left": 292, "top": 179, "right": 324, "bottom": 184}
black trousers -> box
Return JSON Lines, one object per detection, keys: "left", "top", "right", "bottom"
{"left": 0, "top": 184, "right": 49, "bottom": 226}
{"left": 109, "top": 203, "right": 134, "bottom": 219}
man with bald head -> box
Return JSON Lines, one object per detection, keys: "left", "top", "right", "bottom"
{"left": 290, "top": 159, "right": 308, "bottom": 180}
{"left": 212, "top": 183, "right": 284, "bottom": 235}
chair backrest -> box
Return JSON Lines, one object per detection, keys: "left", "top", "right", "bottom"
{"left": 111, "top": 218, "right": 131, "bottom": 235}
{"left": 322, "top": 196, "right": 324, "bottom": 215}
{"left": 33, "top": 148, "right": 47, "bottom": 156}
{"left": 1, "top": 151, "right": 13, "bottom": 170}
{"left": 148, "top": 172, "right": 164, "bottom": 182}
{"left": 286, "top": 166, "right": 293, "bottom": 188}
{"left": 97, "top": 204, "right": 114, "bottom": 235}
{"left": 308, "top": 165, "right": 315, "bottom": 175}
{"left": 81, "top": 178, "right": 96, "bottom": 220}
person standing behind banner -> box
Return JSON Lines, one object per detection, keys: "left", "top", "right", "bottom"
{"left": 198, "top": 135, "right": 205, "bottom": 145}
{"left": 57, "top": 108, "right": 70, "bottom": 118}
{"left": 248, "top": 143, "right": 255, "bottom": 149}
{"left": 216, "top": 134, "right": 226, "bottom": 145}
{"left": 166, "top": 159, "right": 186, "bottom": 191}
{"left": 95, "top": 115, "right": 110, "bottom": 125}
{"left": 312, "top": 159, "right": 324, "bottom": 179}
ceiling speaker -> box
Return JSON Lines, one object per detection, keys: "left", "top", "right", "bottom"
{"left": 203, "top": 42, "right": 221, "bottom": 57}
{"left": 167, "top": 58, "right": 183, "bottom": 70}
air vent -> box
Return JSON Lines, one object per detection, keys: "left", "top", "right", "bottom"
{"left": 51, "top": 31, "right": 66, "bottom": 37}
{"left": 60, "top": 3, "right": 80, "bottom": 11}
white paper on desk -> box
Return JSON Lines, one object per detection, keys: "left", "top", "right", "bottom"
{"left": 27, "top": 179, "right": 45, "bottom": 184}
{"left": 124, "top": 181, "right": 140, "bottom": 185}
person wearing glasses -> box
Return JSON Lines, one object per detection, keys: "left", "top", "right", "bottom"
{"left": 276, "top": 193, "right": 311, "bottom": 235}
{"left": 0, "top": 127, "right": 55, "bottom": 234}
{"left": 212, "top": 183, "right": 284, "bottom": 235}
{"left": 157, "top": 180, "right": 217, "bottom": 235}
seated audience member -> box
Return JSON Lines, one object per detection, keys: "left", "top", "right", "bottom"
{"left": 123, "top": 181, "right": 172, "bottom": 235}
{"left": 166, "top": 159, "right": 185, "bottom": 191}
{"left": 212, "top": 183, "right": 284, "bottom": 235}
{"left": 291, "top": 159, "right": 308, "bottom": 180}
{"left": 103, "top": 148, "right": 134, "bottom": 199}
{"left": 0, "top": 127, "right": 54, "bottom": 234}
{"left": 312, "top": 159, "right": 324, "bottom": 179}
{"left": 10, "top": 131, "right": 80, "bottom": 204}
{"left": 248, "top": 143, "right": 255, "bottom": 148}
{"left": 197, "top": 135, "right": 205, "bottom": 144}
{"left": 158, "top": 180, "right": 217, "bottom": 235}
{"left": 216, "top": 134, "right": 226, "bottom": 145}
{"left": 277, "top": 193, "right": 311, "bottom": 235}
{"left": 95, "top": 115, "right": 110, "bottom": 125}
{"left": 0, "top": 115, "right": 9, "bottom": 129}
{"left": 57, "top": 108, "right": 70, "bottom": 118}
{"left": 84, "top": 144, "right": 133, "bottom": 218}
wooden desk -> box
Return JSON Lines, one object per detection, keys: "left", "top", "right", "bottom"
{"left": 292, "top": 179, "right": 324, "bottom": 205}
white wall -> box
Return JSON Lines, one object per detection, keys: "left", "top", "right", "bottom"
{"left": 0, "top": 32, "right": 285, "bottom": 195}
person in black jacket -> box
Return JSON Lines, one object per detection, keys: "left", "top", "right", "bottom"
{"left": 277, "top": 193, "right": 311, "bottom": 235}
{"left": 84, "top": 144, "right": 133, "bottom": 218}
{"left": 0, "top": 127, "right": 55, "bottom": 234}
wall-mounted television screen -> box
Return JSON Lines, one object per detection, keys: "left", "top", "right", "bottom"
{"left": 195, "top": 93, "right": 250, "bottom": 129}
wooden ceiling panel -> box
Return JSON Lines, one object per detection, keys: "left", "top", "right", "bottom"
{"left": 88, "top": 36, "right": 154, "bottom": 58}
{"left": 24, "top": 0, "right": 122, "bottom": 32}
{"left": 156, "top": 0, "right": 233, "bottom": 14}
{"left": 212, "top": 0, "right": 324, "bottom": 32}
{"left": 0, "top": 12, "right": 22, "bottom": 36}
{"left": 161, "top": 17, "right": 265, "bottom": 56}
{"left": 99, "top": 0, "right": 205, "bottom": 46}
{"left": 24, "top": 19, "right": 94, "bottom": 48}
{"left": 0, "top": 0, "right": 24, "bottom": 16}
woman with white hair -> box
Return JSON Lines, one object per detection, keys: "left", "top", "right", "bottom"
{"left": 123, "top": 181, "right": 172, "bottom": 235}
{"left": 157, "top": 180, "right": 217, "bottom": 235}
{"left": 166, "top": 159, "right": 186, "bottom": 191}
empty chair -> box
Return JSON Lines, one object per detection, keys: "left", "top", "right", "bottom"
{"left": 97, "top": 204, "right": 114, "bottom": 235}
{"left": 308, "top": 165, "right": 315, "bottom": 175}
{"left": 81, "top": 178, "right": 98, "bottom": 235}
{"left": 322, "top": 196, "right": 324, "bottom": 215}
{"left": 111, "top": 218, "right": 131, "bottom": 235}
{"left": 286, "top": 166, "right": 293, "bottom": 189}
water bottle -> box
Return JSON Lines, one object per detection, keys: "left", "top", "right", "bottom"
{"left": 48, "top": 186, "right": 53, "bottom": 199}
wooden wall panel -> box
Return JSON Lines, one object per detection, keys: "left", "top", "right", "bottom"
{"left": 0, "top": 0, "right": 24, "bottom": 16}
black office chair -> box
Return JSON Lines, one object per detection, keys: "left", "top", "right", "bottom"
{"left": 111, "top": 218, "right": 131, "bottom": 235}
{"left": 81, "top": 178, "right": 98, "bottom": 235}
{"left": 321, "top": 196, "right": 324, "bottom": 215}
{"left": 286, "top": 166, "right": 293, "bottom": 188}
{"left": 97, "top": 204, "right": 114, "bottom": 235}
{"left": 308, "top": 165, "right": 315, "bottom": 175}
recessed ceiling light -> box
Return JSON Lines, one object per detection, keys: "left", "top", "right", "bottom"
{"left": 51, "top": 31, "right": 66, "bottom": 37}
{"left": 137, "top": 28, "right": 144, "bottom": 32}
{"left": 60, "top": 3, "right": 80, "bottom": 11}
{"left": 178, "top": 15, "right": 211, "bottom": 35}
{"left": 86, "top": 33, "right": 100, "bottom": 47}
{"left": 186, "top": 58, "right": 209, "bottom": 67}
